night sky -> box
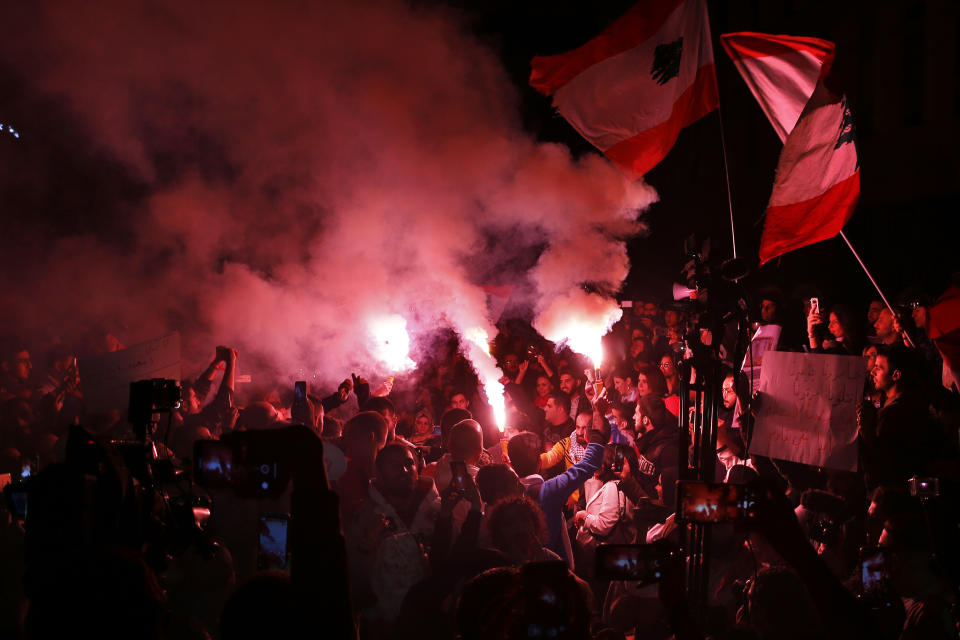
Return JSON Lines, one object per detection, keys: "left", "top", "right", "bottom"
{"left": 1, "top": 0, "right": 957, "bottom": 377}
{"left": 453, "top": 0, "right": 959, "bottom": 306}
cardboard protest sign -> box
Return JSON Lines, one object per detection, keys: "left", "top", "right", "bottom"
{"left": 79, "top": 333, "right": 181, "bottom": 414}
{"left": 750, "top": 351, "right": 865, "bottom": 471}
{"left": 742, "top": 323, "right": 782, "bottom": 393}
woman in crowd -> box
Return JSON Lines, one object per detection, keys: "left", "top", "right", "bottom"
{"left": 808, "top": 303, "right": 864, "bottom": 355}
{"left": 533, "top": 374, "right": 554, "bottom": 409}
{"left": 408, "top": 409, "right": 435, "bottom": 447}
{"left": 573, "top": 444, "right": 639, "bottom": 578}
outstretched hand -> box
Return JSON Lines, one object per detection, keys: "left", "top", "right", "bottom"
{"left": 215, "top": 346, "right": 238, "bottom": 363}
{"left": 591, "top": 386, "right": 610, "bottom": 416}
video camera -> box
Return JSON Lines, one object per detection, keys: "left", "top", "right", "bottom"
{"left": 908, "top": 476, "right": 939, "bottom": 500}
{"left": 129, "top": 378, "right": 182, "bottom": 427}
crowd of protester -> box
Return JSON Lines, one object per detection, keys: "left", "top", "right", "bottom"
{"left": 0, "top": 281, "right": 958, "bottom": 639}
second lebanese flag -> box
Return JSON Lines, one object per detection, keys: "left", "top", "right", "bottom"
{"left": 530, "top": 0, "right": 719, "bottom": 179}
{"left": 721, "top": 32, "right": 860, "bottom": 265}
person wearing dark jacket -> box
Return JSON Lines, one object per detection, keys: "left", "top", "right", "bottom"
{"left": 632, "top": 394, "right": 682, "bottom": 509}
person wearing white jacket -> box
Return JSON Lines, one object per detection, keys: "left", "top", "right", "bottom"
{"left": 573, "top": 444, "right": 639, "bottom": 577}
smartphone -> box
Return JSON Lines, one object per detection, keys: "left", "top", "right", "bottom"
{"left": 860, "top": 547, "right": 890, "bottom": 599}
{"left": 20, "top": 462, "right": 32, "bottom": 479}
{"left": 194, "top": 436, "right": 287, "bottom": 496}
{"left": 449, "top": 460, "right": 467, "bottom": 493}
{"left": 258, "top": 513, "right": 290, "bottom": 570}
{"left": 810, "top": 297, "right": 820, "bottom": 315}
{"left": 193, "top": 440, "right": 238, "bottom": 488}
{"left": 291, "top": 380, "right": 311, "bottom": 428}
{"left": 677, "top": 481, "right": 758, "bottom": 523}
{"left": 294, "top": 380, "right": 307, "bottom": 401}
{"left": 594, "top": 543, "right": 673, "bottom": 582}
{"left": 3, "top": 481, "right": 28, "bottom": 519}
{"left": 612, "top": 448, "right": 625, "bottom": 473}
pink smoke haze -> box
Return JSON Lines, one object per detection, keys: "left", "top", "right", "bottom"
{"left": 0, "top": 0, "right": 657, "bottom": 387}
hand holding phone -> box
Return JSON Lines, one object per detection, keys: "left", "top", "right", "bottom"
{"left": 449, "top": 460, "right": 467, "bottom": 494}
{"left": 612, "top": 448, "right": 625, "bottom": 473}
{"left": 294, "top": 380, "right": 307, "bottom": 400}
{"left": 859, "top": 546, "right": 894, "bottom": 606}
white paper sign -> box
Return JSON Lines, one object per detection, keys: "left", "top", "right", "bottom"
{"left": 750, "top": 351, "right": 865, "bottom": 471}
{"left": 742, "top": 324, "right": 782, "bottom": 393}
{"left": 79, "top": 333, "right": 181, "bottom": 413}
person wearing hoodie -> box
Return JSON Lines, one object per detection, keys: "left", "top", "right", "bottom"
{"left": 632, "top": 394, "right": 682, "bottom": 509}
{"left": 505, "top": 397, "right": 608, "bottom": 568}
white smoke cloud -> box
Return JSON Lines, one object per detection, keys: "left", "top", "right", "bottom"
{"left": 0, "top": 0, "right": 657, "bottom": 392}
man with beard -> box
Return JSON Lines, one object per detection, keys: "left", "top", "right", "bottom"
{"left": 557, "top": 367, "right": 590, "bottom": 420}
{"left": 539, "top": 410, "right": 593, "bottom": 478}
{"left": 861, "top": 346, "right": 949, "bottom": 488}
{"left": 507, "top": 406, "right": 607, "bottom": 568}
{"left": 873, "top": 307, "right": 902, "bottom": 346}
{"left": 632, "top": 395, "right": 681, "bottom": 508}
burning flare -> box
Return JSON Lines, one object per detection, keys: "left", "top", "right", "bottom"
{"left": 368, "top": 314, "right": 416, "bottom": 372}
{"left": 463, "top": 327, "right": 507, "bottom": 431}
{"left": 536, "top": 290, "right": 622, "bottom": 368}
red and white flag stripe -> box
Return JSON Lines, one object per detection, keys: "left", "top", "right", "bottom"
{"left": 722, "top": 32, "right": 860, "bottom": 265}
{"left": 530, "top": 0, "right": 719, "bottom": 179}
{"left": 720, "top": 33, "right": 833, "bottom": 142}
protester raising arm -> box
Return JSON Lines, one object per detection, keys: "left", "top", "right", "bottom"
{"left": 535, "top": 353, "right": 556, "bottom": 382}
{"left": 322, "top": 378, "right": 353, "bottom": 413}
{"left": 191, "top": 346, "right": 238, "bottom": 436}
{"left": 191, "top": 349, "right": 226, "bottom": 402}
{"left": 807, "top": 304, "right": 825, "bottom": 351}
{"left": 502, "top": 362, "right": 543, "bottom": 428}
{"left": 352, "top": 373, "right": 371, "bottom": 409}
{"left": 743, "top": 476, "right": 881, "bottom": 640}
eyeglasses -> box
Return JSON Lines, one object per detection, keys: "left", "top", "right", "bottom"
{"left": 722, "top": 386, "right": 736, "bottom": 393}
{"left": 659, "top": 361, "right": 673, "bottom": 369}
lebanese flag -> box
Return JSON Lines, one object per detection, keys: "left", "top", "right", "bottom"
{"left": 721, "top": 32, "right": 860, "bottom": 265}
{"left": 530, "top": 0, "right": 719, "bottom": 179}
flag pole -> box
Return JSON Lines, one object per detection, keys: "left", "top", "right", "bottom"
{"left": 838, "top": 229, "right": 915, "bottom": 347}
{"left": 717, "top": 106, "right": 738, "bottom": 259}
{"left": 702, "top": 1, "right": 737, "bottom": 260}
